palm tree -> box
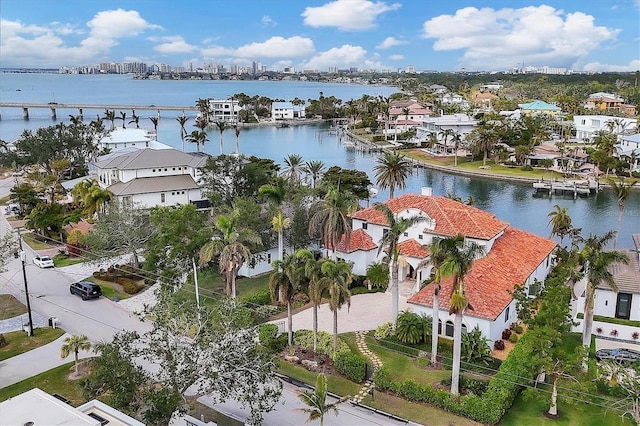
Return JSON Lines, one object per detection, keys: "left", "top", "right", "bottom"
{"left": 103, "top": 109, "right": 116, "bottom": 131}
{"left": 199, "top": 209, "right": 261, "bottom": 298}
{"left": 128, "top": 110, "right": 140, "bottom": 128}
{"left": 233, "top": 125, "right": 240, "bottom": 154}
{"left": 439, "top": 128, "right": 454, "bottom": 150}
{"left": 259, "top": 176, "right": 290, "bottom": 263}
{"left": 608, "top": 178, "right": 637, "bottom": 248}
{"left": 149, "top": 116, "right": 159, "bottom": 137}
{"left": 373, "top": 151, "right": 412, "bottom": 199}
{"left": 469, "top": 121, "right": 498, "bottom": 167}
{"left": 451, "top": 132, "right": 462, "bottom": 167}
{"left": 297, "top": 373, "right": 349, "bottom": 426}
{"left": 269, "top": 253, "right": 302, "bottom": 345}
{"left": 195, "top": 98, "right": 210, "bottom": 123}
{"left": 421, "top": 235, "right": 464, "bottom": 366}
{"left": 308, "top": 186, "right": 357, "bottom": 261}
{"left": 304, "top": 160, "right": 326, "bottom": 189}
{"left": 283, "top": 154, "right": 305, "bottom": 183}
{"left": 547, "top": 204, "right": 572, "bottom": 247}
{"left": 439, "top": 235, "right": 485, "bottom": 395}
{"left": 118, "top": 111, "right": 127, "bottom": 129}
{"left": 318, "top": 259, "right": 353, "bottom": 352}
{"left": 580, "top": 231, "right": 629, "bottom": 346}
{"left": 299, "top": 250, "right": 328, "bottom": 351}
{"left": 60, "top": 334, "right": 91, "bottom": 375}
{"left": 214, "top": 121, "right": 227, "bottom": 155}
{"left": 185, "top": 130, "right": 208, "bottom": 153}
{"left": 374, "top": 203, "right": 428, "bottom": 324}
{"left": 176, "top": 114, "right": 189, "bottom": 152}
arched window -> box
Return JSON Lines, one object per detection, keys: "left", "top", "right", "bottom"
{"left": 438, "top": 320, "right": 442, "bottom": 335}
{"left": 461, "top": 323, "right": 468, "bottom": 335}
{"left": 445, "top": 320, "right": 454, "bottom": 337}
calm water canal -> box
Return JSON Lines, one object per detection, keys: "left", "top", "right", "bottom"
{"left": 0, "top": 73, "right": 638, "bottom": 247}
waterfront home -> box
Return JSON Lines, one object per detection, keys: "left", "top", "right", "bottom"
{"left": 615, "top": 133, "right": 640, "bottom": 172}
{"left": 329, "top": 188, "right": 556, "bottom": 344}
{"left": 384, "top": 100, "right": 433, "bottom": 136}
{"left": 585, "top": 92, "right": 637, "bottom": 117}
{"left": 574, "top": 115, "right": 638, "bottom": 142}
{"left": 572, "top": 234, "right": 640, "bottom": 344}
{"left": 439, "top": 93, "right": 471, "bottom": 110}
{"left": 518, "top": 99, "right": 562, "bottom": 116}
{"left": 93, "top": 148, "right": 209, "bottom": 208}
{"left": 98, "top": 127, "right": 173, "bottom": 152}
{"left": 205, "top": 98, "right": 241, "bottom": 122}
{"left": 415, "top": 114, "right": 478, "bottom": 154}
{"left": 271, "top": 101, "right": 306, "bottom": 121}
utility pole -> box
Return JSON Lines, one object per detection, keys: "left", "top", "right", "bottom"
{"left": 16, "top": 229, "right": 34, "bottom": 336}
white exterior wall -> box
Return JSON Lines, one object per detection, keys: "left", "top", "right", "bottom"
{"left": 573, "top": 115, "right": 637, "bottom": 142}
{"left": 238, "top": 247, "right": 279, "bottom": 278}
{"left": 98, "top": 165, "right": 198, "bottom": 187}
{"left": 125, "top": 187, "right": 202, "bottom": 209}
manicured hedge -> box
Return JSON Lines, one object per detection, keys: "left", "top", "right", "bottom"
{"left": 334, "top": 352, "right": 368, "bottom": 382}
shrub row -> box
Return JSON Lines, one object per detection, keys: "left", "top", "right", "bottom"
{"left": 293, "top": 329, "right": 349, "bottom": 359}
{"left": 334, "top": 352, "right": 368, "bottom": 383}
{"left": 241, "top": 289, "right": 272, "bottom": 306}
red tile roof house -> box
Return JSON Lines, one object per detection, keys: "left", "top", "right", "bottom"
{"left": 330, "top": 188, "right": 557, "bottom": 345}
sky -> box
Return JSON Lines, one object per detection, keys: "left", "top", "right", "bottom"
{"left": 1, "top": 0, "right": 639, "bottom": 73}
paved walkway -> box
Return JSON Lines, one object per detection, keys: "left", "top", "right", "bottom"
{"left": 351, "top": 331, "right": 383, "bottom": 404}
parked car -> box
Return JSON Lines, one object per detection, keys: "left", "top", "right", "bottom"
{"left": 595, "top": 348, "right": 640, "bottom": 365}
{"left": 70, "top": 281, "right": 102, "bottom": 300}
{"left": 33, "top": 255, "right": 54, "bottom": 268}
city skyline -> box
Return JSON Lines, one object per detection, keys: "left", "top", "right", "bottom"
{"left": 1, "top": 0, "right": 639, "bottom": 73}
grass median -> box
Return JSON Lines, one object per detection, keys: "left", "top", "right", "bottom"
{"left": 0, "top": 327, "right": 65, "bottom": 361}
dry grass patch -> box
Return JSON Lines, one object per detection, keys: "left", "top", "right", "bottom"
{"left": 0, "top": 294, "right": 27, "bottom": 320}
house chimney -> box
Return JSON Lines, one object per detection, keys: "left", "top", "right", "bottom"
{"left": 421, "top": 187, "right": 433, "bottom": 196}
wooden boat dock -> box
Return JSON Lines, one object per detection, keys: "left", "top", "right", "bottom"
{"left": 533, "top": 179, "right": 600, "bottom": 198}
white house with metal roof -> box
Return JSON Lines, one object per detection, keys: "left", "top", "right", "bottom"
{"left": 271, "top": 101, "right": 306, "bottom": 120}
{"left": 98, "top": 127, "right": 173, "bottom": 152}
{"left": 93, "top": 148, "right": 210, "bottom": 208}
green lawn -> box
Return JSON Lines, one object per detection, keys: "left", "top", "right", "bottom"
{"left": 0, "top": 362, "right": 85, "bottom": 403}
{"left": 0, "top": 328, "right": 65, "bottom": 361}
{"left": 84, "top": 277, "right": 130, "bottom": 300}
{"left": 175, "top": 269, "right": 271, "bottom": 307}
{"left": 53, "top": 254, "right": 85, "bottom": 267}
{"left": 21, "top": 233, "right": 52, "bottom": 250}
{"left": 276, "top": 359, "right": 363, "bottom": 397}
{"left": 0, "top": 294, "right": 27, "bottom": 320}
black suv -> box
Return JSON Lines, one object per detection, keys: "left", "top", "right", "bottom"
{"left": 70, "top": 281, "right": 102, "bottom": 300}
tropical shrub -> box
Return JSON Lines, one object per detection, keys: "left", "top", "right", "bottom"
{"left": 494, "top": 340, "right": 505, "bottom": 350}
{"left": 395, "top": 311, "right": 431, "bottom": 345}
{"left": 374, "top": 322, "right": 395, "bottom": 340}
{"left": 293, "top": 330, "right": 349, "bottom": 359}
{"left": 258, "top": 324, "right": 278, "bottom": 345}
{"left": 334, "top": 352, "right": 368, "bottom": 382}
{"left": 241, "top": 289, "right": 271, "bottom": 306}
{"left": 461, "top": 326, "right": 493, "bottom": 366}
{"left": 502, "top": 329, "right": 512, "bottom": 340}
{"left": 0, "top": 333, "right": 6, "bottom": 348}
{"left": 365, "top": 262, "right": 389, "bottom": 290}
{"left": 509, "top": 333, "right": 518, "bottom": 343}
{"left": 515, "top": 325, "right": 523, "bottom": 334}
{"left": 440, "top": 376, "right": 489, "bottom": 396}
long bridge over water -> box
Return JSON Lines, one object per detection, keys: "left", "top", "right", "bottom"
{"left": 0, "top": 102, "right": 198, "bottom": 120}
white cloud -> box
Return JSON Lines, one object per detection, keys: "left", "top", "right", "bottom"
{"left": 389, "top": 54, "right": 404, "bottom": 60}
{"left": 200, "top": 45, "right": 236, "bottom": 58}
{"left": 151, "top": 36, "right": 197, "bottom": 54}
{"left": 0, "top": 10, "right": 161, "bottom": 67}
{"left": 234, "top": 36, "right": 314, "bottom": 59}
{"left": 304, "top": 45, "right": 367, "bottom": 70}
{"left": 422, "top": 5, "right": 619, "bottom": 70}
{"left": 302, "top": 0, "right": 401, "bottom": 31}
{"left": 582, "top": 59, "right": 640, "bottom": 72}
{"left": 262, "top": 16, "right": 277, "bottom": 26}
{"left": 376, "top": 36, "right": 407, "bottom": 49}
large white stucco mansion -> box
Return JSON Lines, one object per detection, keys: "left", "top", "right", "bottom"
{"left": 331, "top": 188, "right": 557, "bottom": 344}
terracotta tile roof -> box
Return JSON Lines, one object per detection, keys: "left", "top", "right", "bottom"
{"left": 398, "top": 239, "right": 429, "bottom": 258}
{"left": 62, "top": 219, "right": 94, "bottom": 235}
{"left": 335, "top": 228, "right": 377, "bottom": 253}
{"left": 408, "top": 227, "right": 557, "bottom": 320}
{"left": 352, "top": 194, "right": 508, "bottom": 240}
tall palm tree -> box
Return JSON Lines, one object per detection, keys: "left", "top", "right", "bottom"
{"left": 318, "top": 259, "right": 353, "bottom": 352}
{"left": 439, "top": 236, "right": 485, "bottom": 395}
{"left": 214, "top": 121, "right": 227, "bottom": 155}
{"left": 469, "top": 121, "right": 498, "bottom": 167}
{"left": 149, "top": 116, "right": 159, "bottom": 137}
{"left": 60, "top": 334, "right": 91, "bottom": 375}
{"left": 373, "top": 151, "right": 412, "bottom": 200}
{"left": 199, "top": 209, "right": 261, "bottom": 298}
{"left": 233, "top": 125, "right": 241, "bottom": 154}
{"left": 196, "top": 97, "right": 210, "bottom": 124}
{"left": 176, "top": 114, "right": 189, "bottom": 152}
{"left": 297, "top": 373, "right": 349, "bottom": 425}
{"left": 439, "top": 128, "right": 454, "bottom": 150}
{"left": 103, "top": 109, "right": 116, "bottom": 131}
{"left": 304, "top": 160, "right": 326, "bottom": 189}
{"left": 283, "top": 154, "right": 305, "bottom": 183}
{"left": 269, "top": 253, "right": 302, "bottom": 345}
{"left": 308, "top": 186, "right": 357, "bottom": 261}
{"left": 128, "top": 110, "right": 140, "bottom": 128}
{"left": 259, "top": 176, "right": 290, "bottom": 263}
{"left": 451, "top": 132, "right": 462, "bottom": 167}
{"left": 374, "top": 203, "right": 428, "bottom": 324}
{"left": 299, "top": 249, "right": 328, "bottom": 351}
{"left": 118, "top": 111, "right": 127, "bottom": 129}
{"left": 420, "top": 235, "right": 464, "bottom": 366}
{"left": 547, "top": 204, "right": 572, "bottom": 247}
{"left": 580, "top": 231, "right": 629, "bottom": 346}
{"left": 608, "top": 178, "right": 637, "bottom": 248}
